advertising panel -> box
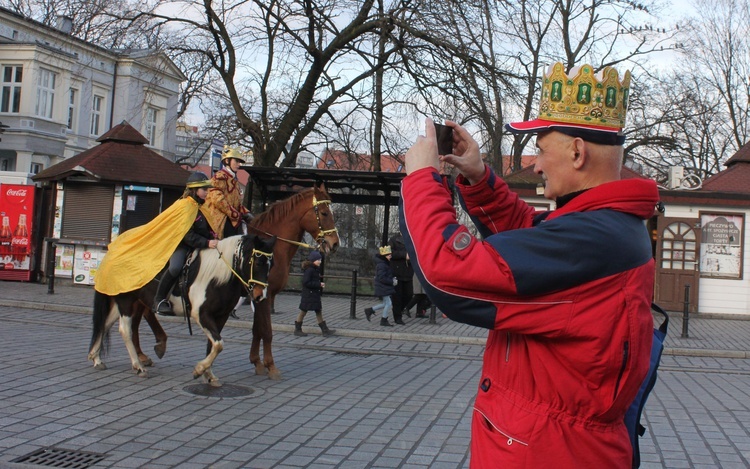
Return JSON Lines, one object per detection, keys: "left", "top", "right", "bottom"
{"left": 73, "top": 245, "right": 106, "bottom": 285}
{"left": 700, "top": 212, "right": 745, "bottom": 279}
{"left": 0, "top": 183, "right": 35, "bottom": 280}
{"left": 54, "top": 244, "right": 75, "bottom": 278}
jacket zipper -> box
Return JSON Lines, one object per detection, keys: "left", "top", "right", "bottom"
{"left": 613, "top": 341, "right": 629, "bottom": 400}
{"left": 505, "top": 332, "right": 511, "bottom": 362}
{"left": 475, "top": 408, "right": 529, "bottom": 447}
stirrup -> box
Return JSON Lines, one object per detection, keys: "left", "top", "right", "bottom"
{"left": 155, "top": 299, "right": 175, "bottom": 316}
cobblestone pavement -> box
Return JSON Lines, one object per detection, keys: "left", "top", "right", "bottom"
{"left": 0, "top": 281, "right": 749, "bottom": 468}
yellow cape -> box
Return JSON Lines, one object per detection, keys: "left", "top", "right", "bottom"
{"left": 94, "top": 197, "right": 199, "bottom": 295}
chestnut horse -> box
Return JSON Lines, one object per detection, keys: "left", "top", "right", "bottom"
{"left": 87, "top": 234, "right": 275, "bottom": 385}
{"left": 247, "top": 183, "right": 339, "bottom": 379}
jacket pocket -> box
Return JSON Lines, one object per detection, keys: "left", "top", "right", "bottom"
{"left": 474, "top": 378, "right": 540, "bottom": 451}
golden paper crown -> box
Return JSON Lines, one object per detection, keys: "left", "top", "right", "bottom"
{"left": 379, "top": 245, "right": 392, "bottom": 256}
{"left": 222, "top": 145, "right": 246, "bottom": 164}
{"left": 538, "top": 62, "right": 631, "bottom": 130}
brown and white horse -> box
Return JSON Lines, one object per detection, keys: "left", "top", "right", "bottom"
{"left": 87, "top": 234, "right": 275, "bottom": 385}
{"left": 247, "top": 183, "right": 339, "bottom": 380}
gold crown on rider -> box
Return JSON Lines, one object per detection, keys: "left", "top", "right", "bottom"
{"left": 379, "top": 245, "right": 392, "bottom": 256}
{"left": 222, "top": 145, "right": 246, "bottom": 164}
{"left": 537, "top": 62, "right": 631, "bottom": 130}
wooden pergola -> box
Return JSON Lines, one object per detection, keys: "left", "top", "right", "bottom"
{"left": 242, "top": 166, "right": 406, "bottom": 245}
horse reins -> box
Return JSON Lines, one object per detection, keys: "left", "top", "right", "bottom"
{"left": 216, "top": 241, "right": 273, "bottom": 295}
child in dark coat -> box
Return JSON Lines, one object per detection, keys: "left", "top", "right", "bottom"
{"left": 295, "top": 251, "right": 335, "bottom": 337}
{"left": 364, "top": 245, "right": 397, "bottom": 327}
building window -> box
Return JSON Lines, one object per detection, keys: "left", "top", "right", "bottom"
{"left": 90, "top": 94, "right": 103, "bottom": 136}
{"left": 67, "top": 89, "right": 77, "bottom": 130}
{"left": 36, "top": 68, "right": 56, "bottom": 119}
{"left": 145, "top": 107, "right": 157, "bottom": 145}
{"left": 1, "top": 65, "right": 22, "bottom": 113}
{"left": 30, "top": 163, "right": 42, "bottom": 174}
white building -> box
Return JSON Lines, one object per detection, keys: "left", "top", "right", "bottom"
{"left": 0, "top": 7, "right": 185, "bottom": 185}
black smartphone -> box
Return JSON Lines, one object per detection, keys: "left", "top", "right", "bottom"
{"left": 434, "top": 122, "right": 453, "bottom": 156}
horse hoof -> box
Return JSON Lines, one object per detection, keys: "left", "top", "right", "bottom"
{"left": 268, "top": 370, "right": 282, "bottom": 381}
{"left": 205, "top": 377, "right": 222, "bottom": 387}
{"left": 136, "top": 369, "right": 149, "bottom": 378}
{"left": 154, "top": 342, "right": 166, "bottom": 359}
{"left": 94, "top": 363, "right": 107, "bottom": 371}
{"left": 254, "top": 365, "right": 268, "bottom": 376}
{"left": 139, "top": 356, "right": 154, "bottom": 367}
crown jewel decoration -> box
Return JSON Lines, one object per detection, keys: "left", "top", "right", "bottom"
{"left": 538, "top": 62, "right": 631, "bottom": 130}
{"left": 222, "top": 145, "right": 248, "bottom": 164}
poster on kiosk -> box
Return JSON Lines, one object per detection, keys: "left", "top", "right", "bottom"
{"left": 0, "top": 184, "right": 35, "bottom": 281}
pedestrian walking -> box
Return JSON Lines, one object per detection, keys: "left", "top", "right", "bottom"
{"left": 364, "top": 245, "right": 397, "bottom": 327}
{"left": 404, "top": 272, "right": 431, "bottom": 318}
{"left": 295, "top": 250, "right": 335, "bottom": 337}
{"left": 388, "top": 233, "right": 413, "bottom": 324}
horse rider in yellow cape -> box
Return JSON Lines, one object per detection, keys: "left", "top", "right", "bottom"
{"left": 202, "top": 145, "right": 254, "bottom": 240}
{"left": 94, "top": 172, "right": 218, "bottom": 315}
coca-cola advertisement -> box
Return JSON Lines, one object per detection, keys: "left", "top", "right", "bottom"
{"left": 0, "top": 183, "right": 35, "bottom": 281}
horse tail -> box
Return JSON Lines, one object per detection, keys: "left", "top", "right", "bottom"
{"left": 90, "top": 290, "right": 111, "bottom": 357}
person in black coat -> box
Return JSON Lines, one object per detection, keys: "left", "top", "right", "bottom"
{"left": 364, "top": 245, "right": 397, "bottom": 327}
{"left": 388, "top": 233, "right": 414, "bottom": 324}
{"left": 295, "top": 251, "right": 335, "bottom": 337}
{"left": 154, "top": 172, "right": 219, "bottom": 316}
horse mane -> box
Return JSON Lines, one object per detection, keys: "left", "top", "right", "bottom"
{"left": 195, "top": 235, "right": 243, "bottom": 285}
{"left": 251, "top": 187, "right": 329, "bottom": 228}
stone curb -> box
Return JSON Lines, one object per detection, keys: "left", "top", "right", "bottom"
{"left": 5, "top": 299, "right": 747, "bottom": 355}
{"left": 0, "top": 299, "right": 488, "bottom": 346}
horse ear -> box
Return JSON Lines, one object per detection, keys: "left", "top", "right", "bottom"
{"left": 316, "top": 181, "right": 327, "bottom": 193}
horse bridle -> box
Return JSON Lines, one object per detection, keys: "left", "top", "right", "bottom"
{"left": 311, "top": 195, "right": 338, "bottom": 246}
{"left": 217, "top": 239, "right": 274, "bottom": 293}
{"left": 246, "top": 194, "right": 338, "bottom": 251}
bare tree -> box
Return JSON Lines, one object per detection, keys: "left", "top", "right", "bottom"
{"left": 122, "top": 0, "right": 417, "bottom": 168}
{"left": 682, "top": 0, "right": 750, "bottom": 152}
{"left": 1, "top": 0, "right": 157, "bottom": 48}
{"left": 395, "top": 0, "right": 677, "bottom": 173}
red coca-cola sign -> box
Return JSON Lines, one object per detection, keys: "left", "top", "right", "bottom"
{"left": 0, "top": 184, "right": 35, "bottom": 277}
{"left": 5, "top": 187, "right": 28, "bottom": 198}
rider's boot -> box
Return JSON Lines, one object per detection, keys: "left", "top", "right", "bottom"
{"left": 154, "top": 271, "right": 177, "bottom": 316}
{"left": 318, "top": 321, "right": 336, "bottom": 337}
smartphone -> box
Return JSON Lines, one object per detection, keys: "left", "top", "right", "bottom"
{"left": 434, "top": 122, "right": 453, "bottom": 156}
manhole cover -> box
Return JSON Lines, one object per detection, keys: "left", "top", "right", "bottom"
{"left": 11, "top": 447, "right": 106, "bottom": 468}
{"left": 182, "top": 383, "right": 256, "bottom": 398}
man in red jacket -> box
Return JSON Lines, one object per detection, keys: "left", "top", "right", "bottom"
{"left": 400, "top": 63, "right": 658, "bottom": 468}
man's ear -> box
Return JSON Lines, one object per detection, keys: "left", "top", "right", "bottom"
{"left": 571, "top": 138, "right": 586, "bottom": 170}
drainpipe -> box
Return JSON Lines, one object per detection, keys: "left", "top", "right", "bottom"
{"left": 108, "top": 61, "right": 118, "bottom": 130}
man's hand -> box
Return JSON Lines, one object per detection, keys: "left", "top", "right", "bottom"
{"left": 208, "top": 239, "right": 218, "bottom": 249}
{"left": 405, "top": 118, "right": 440, "bottom": 175}
{"left": 242, "top": 212, "right": 254, "bottom": 222}
{"left": 439, "top": 120, "right": 485, "bottom": 185}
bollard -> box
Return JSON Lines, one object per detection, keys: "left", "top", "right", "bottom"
{"left": 429, "top": 304, "right": 437, "bottom": 325}
{"left": 349, "top": 269, "right": 358, "bottom": 319}
{"left": 45, "top": 238, "right": 56, "bottom": 294}
{"left": 681, "top": 284, "right": 690, "bottom": 338}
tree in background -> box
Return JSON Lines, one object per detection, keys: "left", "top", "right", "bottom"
{"left": 9, "top": 0, "right": 750, "bottom": 187}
